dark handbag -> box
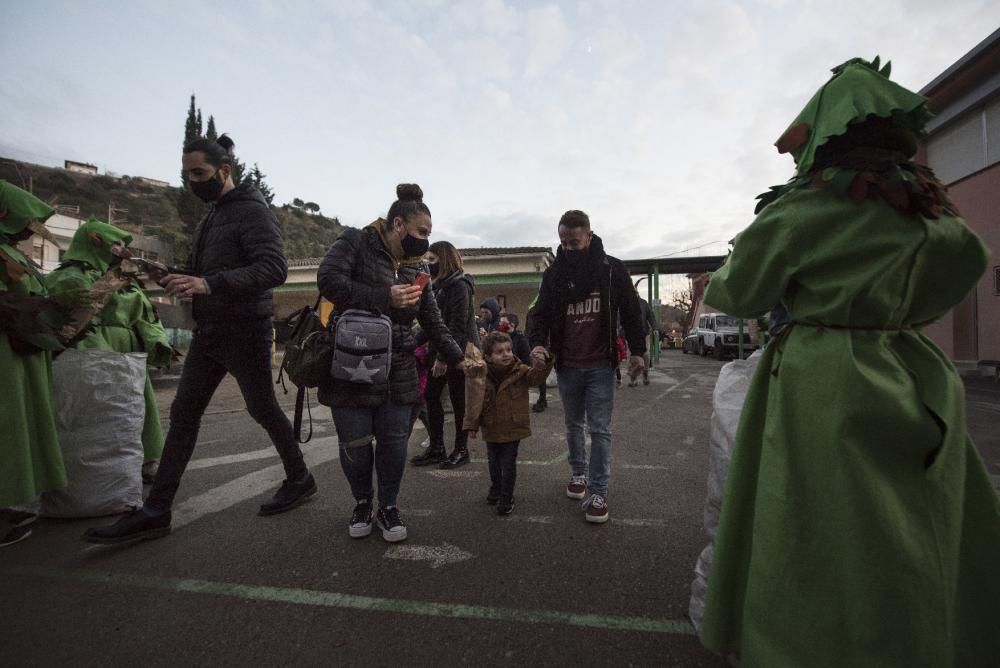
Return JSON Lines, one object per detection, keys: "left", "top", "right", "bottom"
{"left": 279, "top": 297, "right": 332, "bottom": 389}
{"left": 276, "top": 297, "right": 332, "bottom": 443}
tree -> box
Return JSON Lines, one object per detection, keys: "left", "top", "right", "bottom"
{"left": 196, "top": 109, "right": 203, "bottom": 137}
{"left": 292, "top": 197, "right": 305, "bottom": 208}
{"left": 246, "top": 163, "right": 274, "bottom": 205}
{"left": 305, "top": 202, "right": 320, "bottom": 214}
{"left": 206, "top": 115, "right": 218, "bottom": 142}
{"left": 670, "top": 286, "right": 696, "bottom": 333}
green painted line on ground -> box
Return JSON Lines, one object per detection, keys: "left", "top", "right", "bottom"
{"left": 11, "top": 566, "right": 696, "bottom": 636}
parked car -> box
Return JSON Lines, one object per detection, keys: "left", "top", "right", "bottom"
{"left": 681, "top": 333, "right": 699, "bottom": 354}
{"left": 693, "top": 312, "right": 757, "bottom": 360}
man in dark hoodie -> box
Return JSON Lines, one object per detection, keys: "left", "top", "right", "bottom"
{"left": 84, "top": 135, "right": 315, "bottom": 545}
{"left": 527, "top": 210, "right": 645, "bottom": 524}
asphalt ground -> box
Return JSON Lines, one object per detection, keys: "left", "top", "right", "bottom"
{"left": 3, "top": 349, "right": 997, "bottom": 666}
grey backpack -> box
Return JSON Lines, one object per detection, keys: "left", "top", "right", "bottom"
{"left": 330, "top": 309, "right": 393, "bottom": 385}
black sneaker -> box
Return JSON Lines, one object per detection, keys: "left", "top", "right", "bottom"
{"left": 376, "top": 506, "right": 407, "bottom": 542}
{"left": 486, "top": 485, "right": 500, "bottom": 505}
{"left": 531, "top": 400, "right": 547, "bottom": 413}
{"left": 349, "top": 499, "right": 373, "bottom": 539}
{"left": 259, "top": 472, "right": 317, "bottom": 516}
{"left": 440, "top": 449, "right": 469, "bottom": 469}
{"left": 410, "top": 447, "right": 446, "bottom": 467}
{"left": 82, "top": 509, "right": 172, "bottom": 545}
{"left": 497, "top": 495, "right": 515, "bottom": 516}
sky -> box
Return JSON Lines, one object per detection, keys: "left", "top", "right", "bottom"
{"left": 2, "top": 0, "right": 999, "bottom": 281}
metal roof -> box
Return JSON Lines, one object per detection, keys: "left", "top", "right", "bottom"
{"left": 621, "top": 255, "right": 726, "bottom": 276}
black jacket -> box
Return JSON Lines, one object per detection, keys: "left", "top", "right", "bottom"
{"left": 187, "top": 184, "right": 287, "bottom": 324}
{"left": 316, "top": 225, "right": 463, "bottom": 408}
{"left": 527, "top": 234, "right": 646, "bottom": 368}
{"left": 428, "top": 270, "right": 480, "bottom": 361}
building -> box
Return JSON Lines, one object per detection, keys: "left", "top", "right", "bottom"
{"left": 134, "top": 176, "right": 169, "bottom": 188}
{"left": 64, "top": 160, "right": 98, "bottom": 175}
{"left": 918, "top": 28, "right": 1000, "bottom": 374}
{"left": 272, "top": 246, "right": 555, "bottom": 326}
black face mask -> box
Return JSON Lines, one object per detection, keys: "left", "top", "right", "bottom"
{"left": 428, "top": 262, "right": 440, "bottom": 278}
{"left": 564, "top": 248, "right": 589, "bottom": 268}
{"left": 401, "top": 233, "right": 429, "bottom": 257}
{"left": 189, "top": 171, "right": 225, "bottom": 203}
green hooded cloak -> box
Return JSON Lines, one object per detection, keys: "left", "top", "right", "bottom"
{"left": 700, "top": 59, "right": 999, "bottom": 666}
{"left": 0, "top": 181, "right": 67, "bottom": 506}
{"left": 47, "top": 218, "right": 173, "bottom": 461}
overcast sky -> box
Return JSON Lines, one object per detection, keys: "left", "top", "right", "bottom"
{"left": 2, "top": 1, "right": 998, "bottom": 270}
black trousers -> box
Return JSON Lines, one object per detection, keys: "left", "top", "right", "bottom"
{"left": 146, "top": 320, "right": 305, "bottom": 512}
{"left": 425, "top": 367, "right": 467, "bottom": 452}
{"left": 487, "top": 441, "right": 520, "bottom": 496}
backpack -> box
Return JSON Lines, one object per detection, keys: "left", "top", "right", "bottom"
{"left": 276, "top": 297, "right": 332, "bottom": 443}
{"left": 329, "top": 309, "right": 393, "bottom": 385}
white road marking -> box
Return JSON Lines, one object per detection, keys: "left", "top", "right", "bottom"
{"left": 428, "top": 470, "right": 482, "bottom": 479}
{"left": 186, "top": 436, "right": 338, "bottom": 470}
{"left": 655, "top": 374, "right": 698, "bottom": 401}
{"left": 683, "top": 435, "right": 695, "bottom": 446}
{"left": 383, "top": 542, "right": 474, "bottom": 568}
{"left": 171, "top": 438, "right": 339, "bottom": 529}
{"left": 621, "top": 464, "right": 671, "bottom": 471}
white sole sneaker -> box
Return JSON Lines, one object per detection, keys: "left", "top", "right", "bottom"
{"left": 380, "top": 526, "right": 407, "bottom": 542}
{"left": 585, "top": 512, "right": 609, "bottom": 524}
{"left": 349, "top": 523, "right": 372, "bottom": 538}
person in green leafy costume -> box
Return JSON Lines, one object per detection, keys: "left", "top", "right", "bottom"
{"left": 700, "top": 58, "right": 999, "bottom": 666}
{"left": 0, "top": 180, "right": 67, "bottom": 547}
{"left": 46, "top": 218, "right": 176, "bottom": 479}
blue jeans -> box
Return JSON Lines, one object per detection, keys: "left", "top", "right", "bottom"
{"left": 331, "top": 401, "right": 413, "bottom": 507}
{"left": 556, "top": 366, "right": 615, "bottom": 496}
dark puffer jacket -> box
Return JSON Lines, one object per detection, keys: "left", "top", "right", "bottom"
{"left": 527, "top": 234, "right": 646, "bottom": 369}
{"left": 316, "top": 225, "right": 464, "bottom": 408}
{"left": 428, "top": 269, "right": 479, "bottom": 362}
{"left": 186, "top": 184, "right": 287, "bottom": 324}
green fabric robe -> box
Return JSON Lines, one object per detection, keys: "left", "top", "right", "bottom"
{"left": 700, "top": 186, "right": 1000, "bottom": 666}
{"left": 0, "top": 244, "right": 67, "bottom": 506}
{"left": 47, "top": 266, "right": 171, "bottom": 461}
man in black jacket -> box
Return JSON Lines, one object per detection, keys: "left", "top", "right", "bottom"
{"left": 527, "top": 210, "right": 645, "bottom": 524}
{"left": 84, "top": 136, "right": 314, "bottom": 545}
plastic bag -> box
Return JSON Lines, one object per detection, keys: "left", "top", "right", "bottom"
{"left": 41, "top": 349, "right": 146, "bottom": 518}
{"left": 689, "top": 349, "right": 763, "bottom": 632}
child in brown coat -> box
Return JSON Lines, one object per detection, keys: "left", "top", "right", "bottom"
{"left": 464, "top": 331, "right": 553, "bottom": 515}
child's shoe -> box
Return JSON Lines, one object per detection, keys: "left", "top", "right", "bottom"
{"left": 486, "top": 485, "right": 500, "bottom": 505}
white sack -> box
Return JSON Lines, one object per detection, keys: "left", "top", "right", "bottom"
{"left": 41, "top": 349, "right": 147, "bottom": 518}
{"left": 689, "top": 349, "right": 763, "bottom": 632}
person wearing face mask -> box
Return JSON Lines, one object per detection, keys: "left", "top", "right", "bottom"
{"left": 526, "top": 210, "right": 646, "bottom": 524}
{"left": 477, "top": 297, "right": 501, "bottom": 339}
{"left": 410, "top": 240, "right": 479, "bottom": 468}
{"left": 316, "top": 184, "right": 465, "bottom": 543}
{"left": 84, "top": 135, "right": 315, "bottom": 545}
{"left": 0, "top": 181, "right": 69, "bottom": 547}
{"left": 47, "top": 219, "right": 177, "bottom": 483}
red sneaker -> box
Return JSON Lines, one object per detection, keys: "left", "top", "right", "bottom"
{"left": 566, "top": 476, "right": 587, "bottom": 499}
{"left": 582, "top": 494, "right": 609, "bottom": 524}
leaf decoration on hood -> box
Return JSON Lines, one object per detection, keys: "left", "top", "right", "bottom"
{"left": 776, "top": 122, "right": 811, "bottom": 154}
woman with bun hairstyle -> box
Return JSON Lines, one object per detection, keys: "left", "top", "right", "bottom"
{"left": 85, "top": 134, "right": 315, "bottom": 545}
{"left": 410, "top": 240, "right": 479, "bottom": 469}
{"left": 317, "top": 184, "right": 464, "bottom": 543}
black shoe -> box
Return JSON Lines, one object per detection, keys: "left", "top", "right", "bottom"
{"left": 531, "top": 401, "right": 547, "bottom": 413}
{"left": 410, "top": 447, "right": 446, "bottom": 466}
{"left": 82, "top": 509, "right": 171, "bottom": 545}
{"left": 497, "top": 495, "right": 515, "bottom": 515}
{"left": 349, "top": 499, "right": 373, "bottom": 539}
{"left": 376, "top": 506, "right": 407, "bottom": 542}
{"left": 440, "top": 449, "right": 469, "bottom": 469}
{"left": 486, "top": 485, "right": 500, "bottom": 505}
{"left": 259, "top": 472, "right": 317, "bottom": 516}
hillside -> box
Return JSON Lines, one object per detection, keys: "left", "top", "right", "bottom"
{"left": 0, "top": 158, "right": 344, "bottom": 261}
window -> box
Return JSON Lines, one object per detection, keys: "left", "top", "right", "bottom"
{"left": 495, "top": 294, "right": 506, "bottom": 310}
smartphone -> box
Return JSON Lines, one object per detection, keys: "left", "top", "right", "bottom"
{"left": 413, "top": 272, "right": 431, "bottom": 292}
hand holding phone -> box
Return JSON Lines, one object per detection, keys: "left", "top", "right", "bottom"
{"left": 413, "top": 272, "right": 430, "bottom": 293}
